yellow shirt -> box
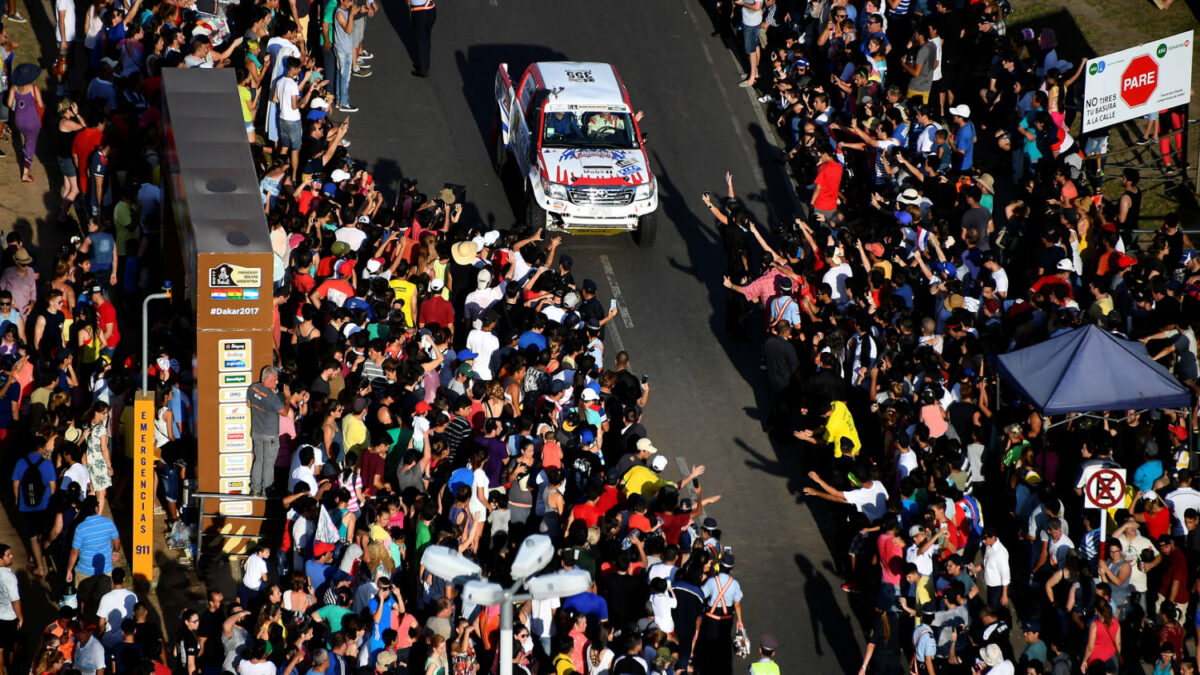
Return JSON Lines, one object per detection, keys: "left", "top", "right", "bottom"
{"left": 622, "top": 465, "right": 670, "bottom": 498}
{"left": 388, "top": 279, "right": 417, "bottom": 327}
{"left": 342, "top": 414, "right": 368, "bottom": 457}
{"left": 823, "top": 401, "right": 861, "bottom": 458}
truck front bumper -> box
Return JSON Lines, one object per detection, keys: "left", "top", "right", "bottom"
{"left": 537, "top": 192, "right": 659, "bottom": 234}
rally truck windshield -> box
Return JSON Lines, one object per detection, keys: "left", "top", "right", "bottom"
{"left": 541, "top": 110, "right": 640, "bottom": 149}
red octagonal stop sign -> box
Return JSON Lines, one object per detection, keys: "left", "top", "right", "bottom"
{"left": 1121, "top": 55, "right": 1159, "bottom": 108}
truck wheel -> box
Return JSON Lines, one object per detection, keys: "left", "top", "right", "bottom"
{"left": 492, "top": 119, "right": 508, "bottom": 175}
{"left": 525, "top": 193, "right": 548, "bottom": 230}
{"left": 633, "top": 211, "right": 658, "bottom": 247}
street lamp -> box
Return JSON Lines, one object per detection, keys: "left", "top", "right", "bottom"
{"left": 421, "top": 535, "right": 592, "bottom": 675}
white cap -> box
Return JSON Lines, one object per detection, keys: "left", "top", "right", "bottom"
{"left": 581, "top": 388, "right": 599, "bottom": 401}
{"left": 429, "top": 278, "right": 445, "bottom": 291}
{"left": 311, "top": 98, "right": 330, "bottom": 110}
{"left": 1056, "top": 258, "right": 1074, "bottom": 272}
{"left": 476, "top": 268, "right": 493, "bottom": 289}
{"left": 563, "top": 292, "right": 579, "bottom": 308}
{"left": 365, "top": 259, "right": 383, "bottom": 274}
{"left": 949, "top": 104, "right": 971, "bottom": 119}
{"left": 651, "top": 455, "right": 669, "bottom": 472}
{"left": 472, "top": 236, "right": 487, "bottom": 250}
{"left": 330, "top": 169, "right": 351, "bottom": 182}
{"left": 482, "top": 230, "right": 501, "bottom": 246}
{"left": 636, "top": 438, "right": 658, "bottom": 454}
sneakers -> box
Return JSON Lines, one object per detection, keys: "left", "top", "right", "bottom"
{"left": 738, "top": 79, "right": 755, "bottom": 88}
{"left": 359, "top": 50, "right": 374, "bottom": 59}
{"left": 341, "top": 139, "right": 351, "bottom": 148}
{"left": 355, "top": 61, "right": 371, "bottom": 70}
{"left": 5, "top": 12, "right": 25, "bottom": 22}
{"left": 338, "top": 104, "right": 359, "bottom": 112}
{"left": 352, "top": 69, "right": 372, "bottom": 78}
{"left": 1136, "top": 138, "right": 1153, "bottom": 146}
{"left": 757, "top": 94, "right": 773, "bottom": 103}
{"left": 841, "top": 583, "right": 861, "bottom": 593}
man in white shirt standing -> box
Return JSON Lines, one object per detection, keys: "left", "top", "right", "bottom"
{"left": 0, "top": 543, "right": 23, "bottom": 670}
{"left": 974, "top": 527, "right": 1010, "bottom": 609}
{"left": 55, "top": 0, "right": 75, "bottom": 95}
{"left": 1166, "top": 469, "right": 1200, "bottom": 536}
{"left": 734, "top": 0, "right": 763, "bottom": 88}
{"left": 95, "top": 568, "right": 137, "bottom": 648}
{"left": 239, "top": 545, "right": 270, "bottom": 609}
{"left": 273, "top": 57, "right": 315, "bottom": 182}
{"left": 465, "top": 311, "right": 501, "bottom": 381}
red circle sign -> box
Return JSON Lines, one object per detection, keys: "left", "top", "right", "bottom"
{"left": 1121, "top": 55, "right": 1159, "bottom": 108}
{"left": 1086, "top": 469, "right": 1126, "bottom": 509}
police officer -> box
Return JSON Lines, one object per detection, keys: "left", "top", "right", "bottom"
{"left": 749, "top": 635, "right": 779, "bottom": 675}
{"left": 699, "top": 550, "right": 743, "bottom": 675}
{"left": 408, "top": 0, "right": 436, "bottom": 77}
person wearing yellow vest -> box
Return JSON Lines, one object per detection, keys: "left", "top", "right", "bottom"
{"left": 794, "top": 399, "right": 862, "bottom": 485}
{"left": 748, "top": 634, "right": 780, "bottom": 675}
{"left": 621, "top": 455, "right": 706, "bottom": 499}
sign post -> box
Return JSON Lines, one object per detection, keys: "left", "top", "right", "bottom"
{"left": 1082, "top": 31, "right": 1193, "bottom": 132}
{"left": 132, "top": 392, "right": 155, "bottom": 583}
{"left": 1084, "top": 468, "right": 1127, "bottom": 545}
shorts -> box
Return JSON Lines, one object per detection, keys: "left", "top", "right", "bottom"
{"left": 1084, "top": 134, "right": 1109, "bottom": 156}
{"left": 741, "top": 23, "right": 760, "bottom": 55}
{"left": 156, "top": 461, "right": 181, "bottom": 504}
{"left": 57, "top": 155, "right": 77, "bottom": 177}
{"left": 246, "top": 121, "right": 256, "bottom": 136}
{"left": 906, "top": 88, "right": 931, "bottom": 104}
{"left": 17, "top": 509, "right": 46, "bottom": 539}
{"left": 351, "top": 13, "right": 365, "bottom": 47}
{"left": 1145, "top": 111, "right": 1160, "bottom": 121}
{"left": 278, "top": 118, "right": 303, "bottom": 150}
{"left": 0, "top": 619, "right": 18, "bottom": 651}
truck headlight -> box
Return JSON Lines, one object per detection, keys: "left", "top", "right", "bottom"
{"left": 546, "top": 183, "right": 569, "bottom": 201}
{"left": 634, "top": 180, "right": 654, "bottom": 201}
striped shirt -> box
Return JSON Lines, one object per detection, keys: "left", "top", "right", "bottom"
{"left": 72, "top": 515, "right": 119, "bottom": 575}
{"left": 889, "top": 0, "right": 909, "bottom": 16}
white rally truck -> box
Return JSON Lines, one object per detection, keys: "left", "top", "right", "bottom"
{"left": 494, "top": 61, "right": 659, "bottom": 246}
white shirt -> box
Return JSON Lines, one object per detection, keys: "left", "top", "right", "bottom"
{"left": 906, "top": 542, "right": 936, "bottom": 577}
{"left": 56, "top": 0, "right": 77, "bottom": 43}
{"left": 0, "top": 567, "right": 18, "bottom": 621}
{"left": 822, "top": 262, "right": 853, "bottom": 307}
{"left": 275, "top": 77, "right": 302, "bottom": 122}
{"left": 96, "top": 587, "right": 138, "bottom": 647}
{"left": 989, "top": 266, "right": 1009, "bottom": 296}
{"left": 289, "top": 465, "right": 318, "bottom": 496}
{"left": 465, "top": 329, "right": 500, "bottom": 380}
{"left": 334, "top": 227, "right": 369, "bottom": 252}
{"left": 844, "top": 481, "right": 889, "bottom": 521}
{"left": 1046, "top": 534, "right": 1074, "bottom": 568}
{"left": 62, "top": 463, "right": 92, "bottom": 496}
{"left": 896, "top": 449, "right": 918, "bottom": 481}
{"left": 1165, "top": 486, "right": 1200, "bottom": 536}
{"left": 239, "top": 661, "right": 277, "bottom": 675}
{"left": 1121, "top": 532, "right": 1155, "bottom": 592}
{"left": 651, "top": 592, "right": 677, "bottom": 633}
{"left": 982, "top": 540, "right": 1011, "bottom": 588}
{"left": 243, "top": 554, "right": 268, "bottom": 590}
{"left": 75, "top": 636, "right": 106, "bottom": 675}
{"left": 647, "top": 562, "right": 677, "bottom": 583}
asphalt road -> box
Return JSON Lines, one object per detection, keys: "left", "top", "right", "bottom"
{"left": 346, "top": 0, "right": 865, "bottom": 668}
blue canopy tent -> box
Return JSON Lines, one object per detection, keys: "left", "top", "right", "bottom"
{"left": 992, "top": 325, "right": 1192, "bottom": 416}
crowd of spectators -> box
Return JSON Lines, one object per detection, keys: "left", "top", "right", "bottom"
{"left": 0, "top": 1, "right": 774, "bottom": 675}
{"left": 708, "top": 0, "right": 1199, "bottom": 674}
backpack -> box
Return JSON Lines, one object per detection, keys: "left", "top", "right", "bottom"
{"left": 20, "top": 455, "right": 47, "bottom": 508}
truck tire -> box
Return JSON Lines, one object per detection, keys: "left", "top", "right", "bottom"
{"left": 633, "top": 211, "right": 658, "bottom": 247}
{"left": 525, "top": 192, "right": 548, "bottom": 230}
{"left": 492, "top": 118, "right": 508, "bottom": 175}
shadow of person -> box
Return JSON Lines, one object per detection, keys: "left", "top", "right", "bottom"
{"left": 794, "top": 553, "right": 864, "bottom": 671}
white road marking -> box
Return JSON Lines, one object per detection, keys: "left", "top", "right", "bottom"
{"left": 600, "top": 255, "right": 635, "bottom": 329}
{"left": 683, "top": 0, "right": 802, "bottom": 216}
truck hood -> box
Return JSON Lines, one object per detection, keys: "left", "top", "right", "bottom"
{"left": 541, "top": 147, "right": 651, "bottom": 187}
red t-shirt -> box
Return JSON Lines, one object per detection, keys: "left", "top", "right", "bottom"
{"left": 657, "top": 511, "right": 692, "bottom": 546}
{"left": 418, "top": 295, "right": 454, "bottom": 329}
{"left": 813, "top": 160, "right": 844, "bottom": 211}
{"left": 73, "top": 128, "right": 103, "bottom": 195}
{"left": 97, "top": 300, "right": 120, "bottom": 348}
{"left": 628, "top": 512, "right": 652, "bottom": 533}
{"left": 571, "top": 502, "right": 605, "bottom": 529}
{"left": 1145, "top": 507, "right": 1172, "bottom": 542}
{"left": 359, "top": 451, "right": 385, "bottom": 496}
{"left": 314, "top": 279, "right": 355, "bottom": 306}
{"left": 1160, "top": 547, "right": 1188, "bottom": 602}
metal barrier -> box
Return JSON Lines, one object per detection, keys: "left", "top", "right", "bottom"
{"left": 192, "top": 492, "right": 275, "bottom": 562}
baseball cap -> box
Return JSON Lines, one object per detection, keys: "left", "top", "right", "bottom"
{"left": 1181, "top": 249, "right": 1198, "bottom": 265}
{"left": 895, "top": 210, "right": 913, "bottom": 225}
{"left": 313, "top": 541, "right": 335, "bottom": 557}
{"left": 908, "top": 525, "right": 924, "bottom": 537}
{"left": 949, "top": 104, "right": 971, "bottom": 118}
{"left": 1021, "top": 620, "right": 1041, "bottom": 633}
{"left": 1056, "top": 258, "right": 1074, "bottom": 272}
{"left": 476, "top": 268, "right": 493, "bottom": 289}
{"left": 457, "top": 349, "right": 478, "bottom": 361}
{"left": 330, "top": 169, "right": 351, "bottom": 183}
{"left": 429, "top": 278, "right": 445, "bottom": 291}
{"left": 580, "top": 429, "right": 596, "bottom": 445}
{"left": 414, "top": 401, "right": 431, "bottom": 414}
{"left": 636, "top": 438, "right": 658, "bottom": 454}
{"left": 581, "top": 388, "right": 599, "bottom": 401}
{"left": 650, "top": 455, "right": 669, "bottom": 472}
{"left": 457, "top": 363, "right": 477, "bottom": 379}
{"left": 582, "top": 279, "right": 598, "bottom": 293}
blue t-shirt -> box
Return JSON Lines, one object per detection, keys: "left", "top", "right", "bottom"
{"left": 12, "top": 453, "right": 56, "bottom": 511}
{"left": 88, "top": 232, "right": 116, "bottom": 272}
{"left": 1132, "top": 460, "right": 1164, "bottom": 493}
{"left": 562, "top": 592, "right": 609, "bottom": 623}
{"left": 72, "top": 515, "right": 120, "bottom": 575}
{"left": 517, "top": 331, "right": 548, "bottom": 352}
{"left": 954, "top": 121, "right": 976, "bottom": 171}
{"left": 367, "top": 597, "right": 395, "bottom": 652}
{"left": 447, "top": 468, "right": 474, "bottom": 495}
